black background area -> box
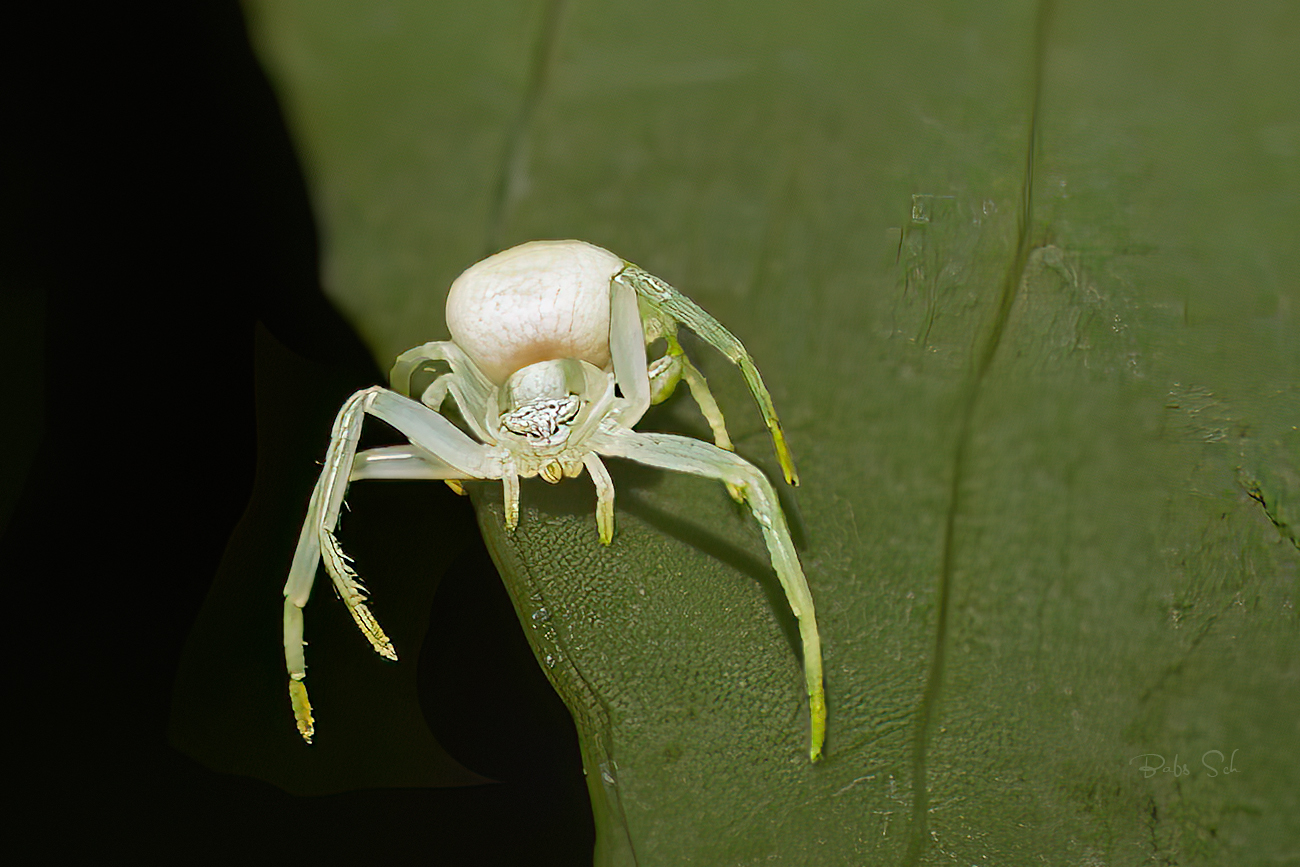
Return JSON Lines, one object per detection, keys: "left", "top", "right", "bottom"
{"left": 5, "top": 5, "right": 593, "bottom": 864}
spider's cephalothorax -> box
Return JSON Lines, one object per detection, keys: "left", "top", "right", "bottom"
{"left": 500, "top": 395, "right": 580, "bottom": 444}
{"left": 281, "top": 240, "right": 826, "bottom": 760}
{"left": 495, "top": 358, "right": 603, "bottom": 448}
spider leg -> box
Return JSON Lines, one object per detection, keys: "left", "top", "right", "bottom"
{"left": 390, "top": 340, "right": 495, "bottom": 434}
{"left": 350, "top": 444, "right": 472, "bottom": 481}
{"left": 583, "top": 453, "right": 615, "bottom": 544}
{"left": 283, "top": 386, "right": 502, "bottom": 742}
{"left": 283, "top": 390, "right": 387, "bottom": 742}
{"left": 418, "top": 373, "right": 451, "bottom": 412}
{"left": 607, "top": 270, "right": 651, "bottom": 426}
{"left": 648, "top": 336, "right": 732, "bottom": 450}
{"left": 609, "top": 269, "right": 739, "bottom": 504}
{"left": 357, "top": 404, "right": 470, "bottom": 501}
{"left": 647, "top": 334, "right": 745, "bottom": 503}
{"left": 409, "top": 377, "right": 464, "bottom": 499}
{"left": 358, "top": 390, "right": 518, "bottom": 522}
{"left": 614, "top": 264, "right": 799, "bottom": 486}
{"left": 592, "top": 427, "right": 825, "bottom": 761}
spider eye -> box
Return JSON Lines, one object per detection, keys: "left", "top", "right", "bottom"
{"left": 500, "top": 394, "right": 581, "bottom": 445}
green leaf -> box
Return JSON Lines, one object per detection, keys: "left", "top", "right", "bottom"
{"left": 237, "top": 0, "right": 1298, "bottom": 862}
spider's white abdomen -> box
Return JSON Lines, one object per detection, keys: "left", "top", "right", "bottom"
{"left": 446, "top": 240, "right": 623, "bottom": 384}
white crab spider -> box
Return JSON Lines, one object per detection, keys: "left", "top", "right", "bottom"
{"left": 283, "top": 240, "right": 826, "bottom": 761}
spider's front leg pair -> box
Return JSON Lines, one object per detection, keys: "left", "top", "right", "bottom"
{"left": 282, "top": 383, "right": 503, "bottom": 742}
{"left": 615, "top": 264, "right": 799, "bottom": 490}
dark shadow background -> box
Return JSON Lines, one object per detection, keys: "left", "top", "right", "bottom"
{"left": 6, "top": 4, "right": 593, "bottom": 863}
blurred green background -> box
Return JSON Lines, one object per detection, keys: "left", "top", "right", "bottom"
{"left": 169, "top": 1, "right": 1296, "bottom": 864}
